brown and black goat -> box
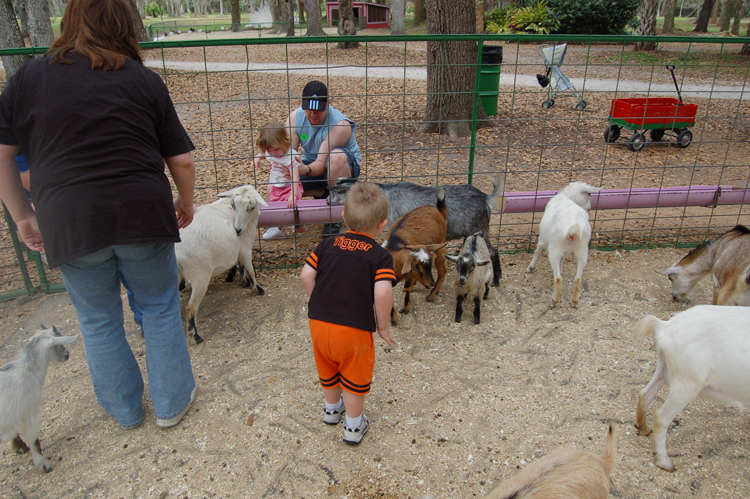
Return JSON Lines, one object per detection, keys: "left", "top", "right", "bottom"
{"left": 384, "top": 189, "right": 448, "bottom": 325}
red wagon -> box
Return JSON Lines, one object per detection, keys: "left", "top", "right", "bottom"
{"left": 603, "top": 66, "right": 698, "bottom": 152}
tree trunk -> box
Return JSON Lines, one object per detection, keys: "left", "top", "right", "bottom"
{"left": 662, "top": 0, "right": 676, "bottom": 31}
{"left": 297, "top": 0, "right": 304, "bottom": 21}
{"left": 694, "top": 0, "right": 715, "bottom": 31}
{"left": 136, "top": 0, "right": 146, "bottom": 18}
{"left": 270, "top": 0, "right": 287, "bottom": 34}
{"left": 391, "top": 0, "right": 405, "bottom": 35}
{"left": 741, "top": 18, "right": 750, "bottom": 54}
{"left": 49, "top": 0, "right": 61, "bottom": 17}
{"left": 219, "top": 0, "right": 223, "bottom": 15}
{"left": 15, "top": 0, "right": 28, "bottom": 38}
{"left": 710, "top": 0, "right": 720, "bottom": 22}
{"left": 413, "top": 0, "right": 425, "bottom": 26}
{"left": 26, "top": 0, "right": 54, "bottom": 47}
{"left": 122, "top": 0, "right": 148, "bottom": 41}
{"left": 422, "top": 0, "right": 490, "bottom": 139}
{"left": 231, "top": 0, "right": 241, "bottom": 31}
{"left": 635, "top": 0, "right": 657, "bottom": 51}
{"left": 337, "top": 0, "right": 358, "bottom": 48}
{"left": 304, "top": 0, "right": 325, "bottom": 35}
{"left": 730, "top": 0, "right": 743, "bottom": 34}
{"left": 287, "top": 0, "right": 295, "bottom": 36}
{"left": 0, "top": 0, "right": 31, "bottom": 78}
{"left": 719, "top": 0, "right": 732, "bottom": 30}
{"left": 476, "top": 0, "right": 484, "bottom": 33}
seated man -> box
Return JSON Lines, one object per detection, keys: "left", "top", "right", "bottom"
{"left": 285, "top": 81, "right": 361, "bottom": 236}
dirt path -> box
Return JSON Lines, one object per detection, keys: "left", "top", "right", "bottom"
{"left": 1, "top": 247, "right": 748, "bottom": 498}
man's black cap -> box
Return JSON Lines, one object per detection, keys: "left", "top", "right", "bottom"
{"left": 301, "top": 81, "right": 328, "bottom": 111}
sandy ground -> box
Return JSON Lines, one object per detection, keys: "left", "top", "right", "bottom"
{"left": 0, "top": 246, "right": 749, "bottom": 499}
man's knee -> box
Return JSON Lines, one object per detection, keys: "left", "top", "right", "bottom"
{"left": 328, "top": 150, "right": 352, "bottom": 178}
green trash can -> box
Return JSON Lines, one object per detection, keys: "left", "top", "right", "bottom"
{"left": 479, "top": 45, "right": 503, "bottom": 116}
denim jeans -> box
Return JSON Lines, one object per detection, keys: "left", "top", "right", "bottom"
{"left": 59, "top": 243, "right": 195, "bottom": 428}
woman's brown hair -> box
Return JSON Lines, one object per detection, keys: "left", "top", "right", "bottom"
{"left": 46, "top": 0, "right": 142, "bottom": 70}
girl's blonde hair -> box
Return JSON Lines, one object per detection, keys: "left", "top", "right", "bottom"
{"left": 256, "top": 122, "right": 290, "bottom": 152}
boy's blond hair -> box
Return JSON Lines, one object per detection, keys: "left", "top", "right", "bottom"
{"left": 344, "top": 182, "right": 389, "bottom": 232}
{"left": 256, "top": 122, "right": 290, "bottom": 152}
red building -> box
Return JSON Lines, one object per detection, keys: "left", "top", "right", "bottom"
{"left": 324, "top": 1, "right": 391, "bottom": 29}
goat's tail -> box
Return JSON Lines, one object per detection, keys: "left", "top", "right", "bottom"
{"left": 436, "top": 188, "right": 448, "bottom": 221}
{"left": 633, "top": 314, "right": 663, "bottom": 343}
{"left": 600, "top": 422, "right": 617, "bottom": 475}
{"left": 487, "top": 173, "right": 506, "bottom": 213}
{"left": 567, "top": 224, "right": 580, "bottom": 241}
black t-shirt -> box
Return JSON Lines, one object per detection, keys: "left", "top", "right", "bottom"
{"left": 305, "top": 231, "right": 396, "bottom": 332}
{"left": 0, "top": 53, "right": 194, "bottom": 268}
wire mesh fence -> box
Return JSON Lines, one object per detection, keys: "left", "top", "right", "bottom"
{"left": 1, "top": 33, "right": 749, "bottom": 301}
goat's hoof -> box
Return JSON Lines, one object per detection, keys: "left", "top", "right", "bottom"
{"left": 192, "top": 333, "right": 204, "bottom": 345}
{"left": 572, "top": 301, "right": 579, "bottom": 308}
{"left": 399, "top": 307, "right": 410, "bottom": 315}
{"left": 635, "top": 424, "right": 652, "bottom": 436}
{"left": 525, "top": 267, "right": 534, "bottom": 274}
{"left": 550, "top": 301, "right": 558, "bottom": 308}
{"left": 255, "top": 285, "right": 265, "bottom": 296}
{"left": 656, "top": 459, "right": 675, "bottom": 472}
{"left": 491, "top": 280, "right": 500, "bottom": 287}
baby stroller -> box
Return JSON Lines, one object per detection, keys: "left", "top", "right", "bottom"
{"left": 536, "top": 43, "right": 587, "bottom": 111}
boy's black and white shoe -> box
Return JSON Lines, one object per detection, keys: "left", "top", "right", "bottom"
{"left": 343, "top": 414, "right": 369, "bottom": 445}
{"left": 323, "top": 399, "right": 345, "bottom": 425}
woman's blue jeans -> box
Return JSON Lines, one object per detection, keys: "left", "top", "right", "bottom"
{"left": 59, "top": 243, "right": 195, "bottom": 428}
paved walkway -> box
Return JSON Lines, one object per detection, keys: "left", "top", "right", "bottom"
{"left": 144, "top": 59, "right": 749, "bottom": 100}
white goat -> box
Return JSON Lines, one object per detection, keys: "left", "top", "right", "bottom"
{"left": 445, "top": 232, "right": 492, "bottom": 324}
{"left": 175, "top": 185, "right": 268, "bottom": 344}
{"left": 486, "top": 422, "right": 617, "bottom": 499}
{"left": 657, "top": 224, "right": 750, "bottom": 306}
{"left": 526, "top": 182, "right": 601, "bottom": 307}
{"left": 0, "top": 326, "right": 78, "bottom": 472}
{"left": 634, "top": 305, "right": 750, "bottom": 471}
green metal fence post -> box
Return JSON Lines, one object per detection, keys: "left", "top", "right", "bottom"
{"left": 467, "top": 37, "right": 484, "bottom": 186}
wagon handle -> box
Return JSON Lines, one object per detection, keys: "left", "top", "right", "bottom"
{"left": 665, "top": 65, "right": 683, "bottom": 104}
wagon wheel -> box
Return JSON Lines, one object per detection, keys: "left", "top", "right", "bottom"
{"left": 650, "top": 129, "right": 665, "bottom": 142}
{"left": 542, "top": 99, "right": 555, "bottom": 109}
{"left": 629, "top": 132, "right": 646, "bottom": 152}
{"left": 604, "top": 125, "right": 620, "bottom": 143}
{"left": 677, "top": 129, "right": 693, "bottom": 148}
{"left": 575, "top": 100, "right": 587, "bottom": 111}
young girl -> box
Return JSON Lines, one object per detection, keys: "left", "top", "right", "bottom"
{"left": 253, "top": 122, "right": 305, "bottom": 239}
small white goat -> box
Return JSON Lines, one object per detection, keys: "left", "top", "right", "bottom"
{"left": 634, "top": 305, "right": 750, "bottom": 471}
{"left": 445, "top": 232, "right": 492, "bottom": 324}
{"left": 0, "top": 326, "right": 78, "bottom": 472}
{"left": 175, "top": 185, "right": 268, "bottom": 344}
{"left": 657, "top": 224, "right": 750, "bottom": 306}
{"left": 526, "top": 182, "right": 601, "bottom": 307}
{"left": 486, "top": 422, "right": 617, "bottom": 499}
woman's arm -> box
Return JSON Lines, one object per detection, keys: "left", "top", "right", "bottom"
{"left": 164, "top": 152, "right": 196, "bottom": 229}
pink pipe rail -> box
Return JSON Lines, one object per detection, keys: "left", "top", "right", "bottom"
{"left": 257, "top": 186, "right": 750, "bottom": 227}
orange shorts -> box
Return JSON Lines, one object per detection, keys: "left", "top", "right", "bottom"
{"left": 309, "top": 319, "right": 374, "bottom": 395}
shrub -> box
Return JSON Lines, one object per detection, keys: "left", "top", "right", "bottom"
{"left": 145, "top": 2, "right": 165, "bottom": 17}
{"left": 485, "top": 1, "right": 558, "bottom": 35}
{"left": 548, "top": 0, "right": 639, "bottom": 35}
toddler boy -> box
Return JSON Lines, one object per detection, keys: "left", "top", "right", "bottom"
{"left": 300, "top": 182, "right": 396, "bottom": 444}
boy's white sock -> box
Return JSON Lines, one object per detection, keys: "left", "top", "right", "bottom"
{"left": 325, "top": 397, "right": 344, "bottom": 413}
{"left": 345, "top": 414, "right": 362, "bottom": 430}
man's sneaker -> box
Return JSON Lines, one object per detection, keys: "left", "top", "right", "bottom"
{"left": 323, "top": 399, "right": 345, "bottom": 425}
{"left": 156, "top": 388, "right": 195, "bottom": 428}
{"left": 321, "top": 222, "right": 342, "bottom": 237}
{"left": 262, "top": 226, "right": 285, "bottom": 240}
{"left": 343, "top": 414, "right": 369, "bottom": 445}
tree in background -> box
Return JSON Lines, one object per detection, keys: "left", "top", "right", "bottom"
{"left": 270, "top": 0, "right": 289, "bottom": 35}
{"left": 391, "top": 0, "right": 405, "bottom": 35}
{"left": 297, "top": 0, "right": 304, "bottom": 22}
{"left": 124, "top": 0, "right": 149, "bottom": 41}
{"left": 231, "top": 0, "right": 241, "bottom": 31}
{"left": 337, "top": 0, "right": 358, "bottom": 48}
{"left": 730, "top": 0, "right": 743, "bottom": 34}
{"left": 304, "top": 0, "right": 325, "bottom": 35}
{"left": 719, "top": 0, "right": 733, "bottom": 31}
{"left": 14, "top": 0, "right": 28, "bottom": 38}
{"left": 742, "top": 20, "right": 750, "bottom": 55}
{"left": 0, "top": 0, "right": 31, "bottom": 78}
{"left": 287, "top": 0, "right": 295, "bottom": 36}
{"left": 634, "top": 0, "right": 657, "bottom": 50}
{"left": 694, "top": 0, "right": 715, "bottom": 31}
{"left": 413, "top": 0, "right": 425, "bottom": 26}
{"left": 662, "top": 0, "right": 676, "bottom": 32}
{"left": 26, "top": 0, "right": 54, "bottom": 46}
{"left": 423, "top": 0, "right": 490, "bottom": 139}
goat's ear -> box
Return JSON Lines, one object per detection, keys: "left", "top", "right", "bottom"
{"left": 745, "top": 265, "right": 750, "bottom": 285}
{"left": 655, "top": 268, "right": 676, "bottom": 276}
{"left": 52, "top": 335, "right": 78, "bottom": 346}
{"left": 401, "top": 259, "right": 412, "bottom": 274}
{"left": 476, "top": 259, "right": 491, "bottom": 267}
{"left": 445, "top": 255, "right": 458, "bottom": 263}
{"left": 583, "top": 185, "right": 602, "bottom": 194}
{"left": 52, "top": 326, "right": 61, "bottom": 336}
{"left": 216, "top": 189, "right": 235, "bottom": 198}
{"left": 424, "top": 242, "right": 448, "bottom": 252}
{"left": 254, "top": 191, "right": 268, "bottom": 207}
